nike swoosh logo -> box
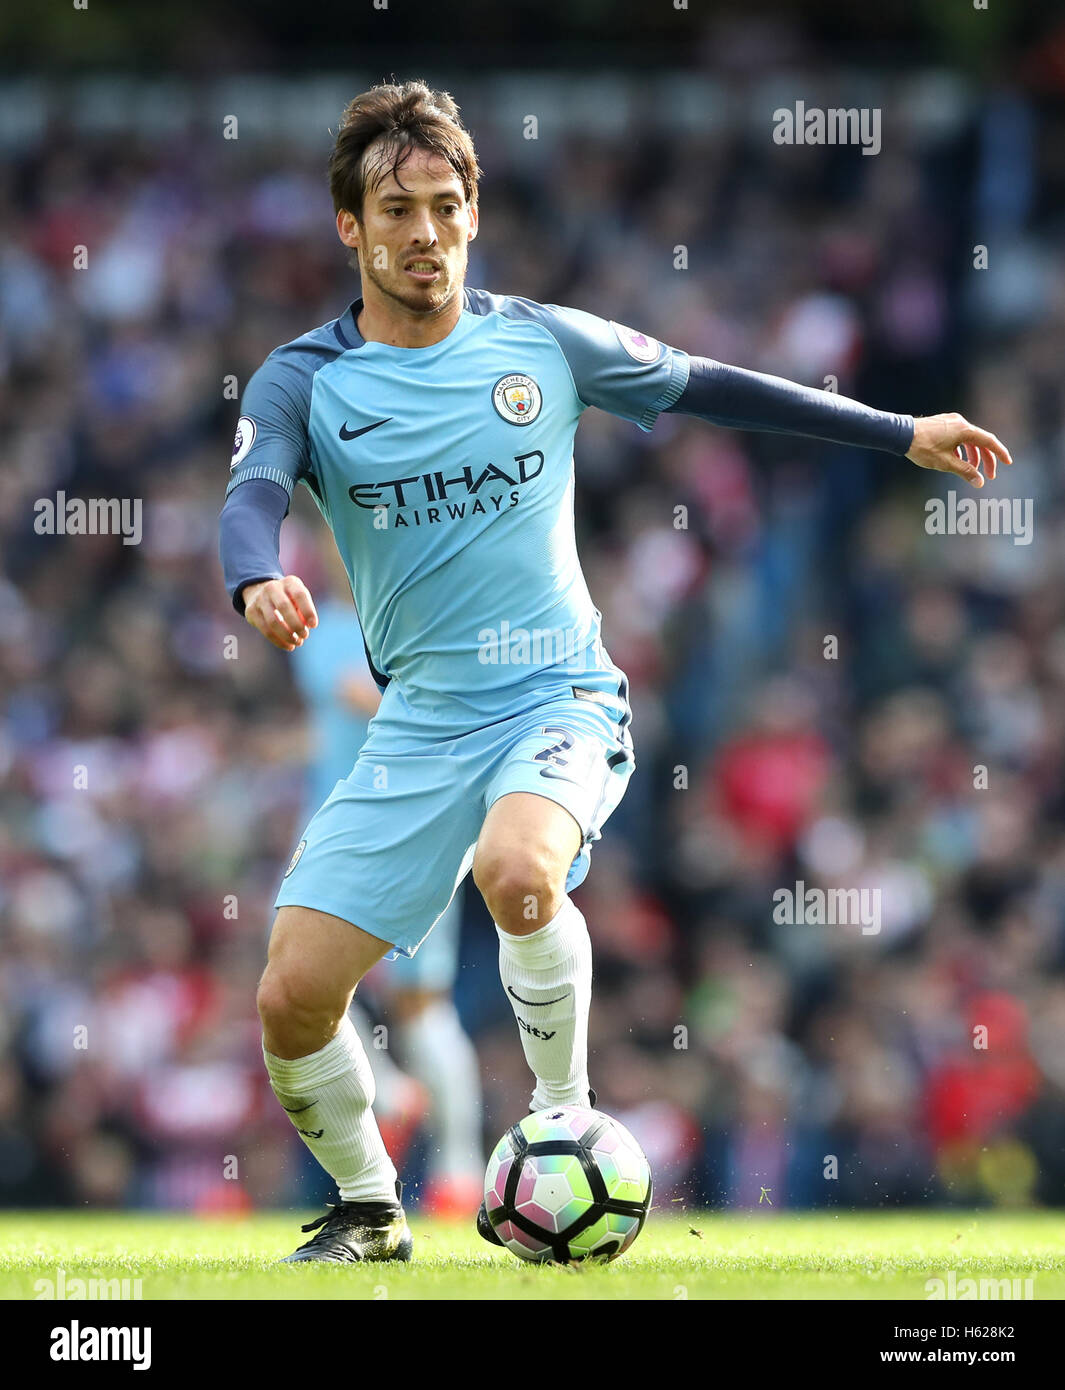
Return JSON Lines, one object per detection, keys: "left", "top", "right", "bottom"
{"left": 339, "top": 417, "right": 391, "bottom": 440}
{"left": 281, "top": 1101, "right": 316, "bottom": 1114}
{"left": 507, "top": 985, "right": 572, "bottom": 1007}
{"left": 297, "top": 1128, "right": 324, "bottom": 1139}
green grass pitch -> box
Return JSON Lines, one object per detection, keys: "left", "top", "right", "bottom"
{"left": 2, "top": 1211, "right": 1062, "bottom": 1300}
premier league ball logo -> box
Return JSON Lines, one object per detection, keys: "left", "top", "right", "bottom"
{"left": 230, "top": 416, "right": 257, "bottom": 470}
{"left": 610, "top": 321, "right": 661, "bottom": 363}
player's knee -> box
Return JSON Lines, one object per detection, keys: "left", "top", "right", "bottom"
{"left": 256, "top": 962, "right": 337, "bottom": 1043}
{"left": 473, "top": 845, "right": 560, "bottom": 927}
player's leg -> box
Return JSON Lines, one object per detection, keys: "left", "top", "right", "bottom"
{"left": 266, "top": 729, "right": 482, "bottom": 1259}
{"left": 473, "top": 790, "right": 593, "bottom": 1111}
{"left": 471, "top": 687, "right": 633, "bottom": 1248}
{"left": 474, "top": 684, "right": 635, "bottom": 1115}
{"left": 257, "top": 905, "right": 400, "bottom": 1205}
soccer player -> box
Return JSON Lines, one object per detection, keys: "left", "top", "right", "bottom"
{"left": 218, "top": 80, "right": 1013, "bottom": 1262}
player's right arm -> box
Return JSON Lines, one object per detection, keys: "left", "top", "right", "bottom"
{"left": 218, "top": 351, "right": 319, "bottom": 651}
{"left": 241, "top": 569, "right": 318, "bottom": 651}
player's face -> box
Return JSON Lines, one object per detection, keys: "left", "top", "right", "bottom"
{"left": 339, "top": 145, "right": 477, "bottom": 316}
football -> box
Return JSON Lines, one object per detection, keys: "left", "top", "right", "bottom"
{"left": 482, "top": 1105, "right": 653, "bottom": 1263}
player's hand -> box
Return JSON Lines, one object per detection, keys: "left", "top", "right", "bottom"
{"left": 241, "top": 576, "right": 319, "bottom": 651}
{"left": 906, "top": 412, "right": 1013, "bottom": 489}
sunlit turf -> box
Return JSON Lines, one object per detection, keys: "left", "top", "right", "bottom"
{"left": 1, "top": 1210, "right": 1062, "bottom": 1300}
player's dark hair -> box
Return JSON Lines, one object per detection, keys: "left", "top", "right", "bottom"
{"left": 329, "top": 79, "right": 481, "bottom": 220}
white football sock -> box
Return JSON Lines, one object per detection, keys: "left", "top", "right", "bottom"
{"left": 396, "top": 999, "right": 484, "bottom": 1181}
{"left": 496, "top": 896, "right": 592, "bottom": 1112}
{"left": 263, "top": 1013, "right": 398, "bottom": 1204}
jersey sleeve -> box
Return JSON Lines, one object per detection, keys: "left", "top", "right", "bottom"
{"left": 536, "top": 304, "right": 690, "bottom": 432}
{"left": 224, "top": 347, "right": 314, "bottom": 498}
{"left": 668, "top": 357, "right": 916, "bottom": 456}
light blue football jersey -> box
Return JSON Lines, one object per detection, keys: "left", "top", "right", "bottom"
{"left": 226, "top": 288, "right": 689, "bottom": 728}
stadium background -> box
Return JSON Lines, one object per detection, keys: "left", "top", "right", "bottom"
{"left": 2, "top": 1, "right": 1064, "bottom": 1215}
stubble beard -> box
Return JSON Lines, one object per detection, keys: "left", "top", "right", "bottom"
{"left": 359, "top": 242, "right": 465, "bottom": 320}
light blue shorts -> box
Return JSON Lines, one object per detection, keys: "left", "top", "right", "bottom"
{"left": 274, "top": 672, "right": 635, "bottom": 958}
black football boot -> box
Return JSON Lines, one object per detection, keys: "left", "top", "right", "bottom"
{"left": 283, "top": 1180, "right": 413, "bottom": 1263}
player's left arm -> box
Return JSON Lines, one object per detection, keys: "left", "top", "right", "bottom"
{"left": 668, "top": 357, "right": 1012, "bottom": 487}
{"left": 535, "top": 303, "right": 1012, "bottom": 487}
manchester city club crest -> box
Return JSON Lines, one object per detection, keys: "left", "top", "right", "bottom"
{"left": 283, "top": 838, "right": 307, "bottom": 877}
{"left": 492, "top": 373, "right": 543, "bottom": 425}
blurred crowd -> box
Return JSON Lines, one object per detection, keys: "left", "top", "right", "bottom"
{"left": 2, "top": 57, "right": 1065, "bottom": 1214}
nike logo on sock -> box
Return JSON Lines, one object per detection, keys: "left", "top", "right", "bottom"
{"left": 297, "top": 1128, "right": 325, "bottom": 1139}
{"left": 339, "top": 417, "right": 391, "bottom": 440}
{"left": 507, "top": 985, "right": 571, "bottom": 1007}
{"left": 281, "top": 1101, "right": 316, "bottom": 1114}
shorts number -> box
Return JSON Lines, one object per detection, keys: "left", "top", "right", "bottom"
{"left": 534, "top": 726, "right": 574, "bottom": 769}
